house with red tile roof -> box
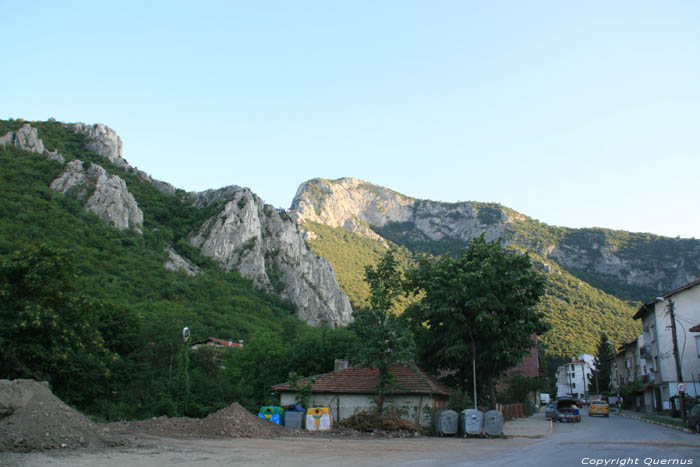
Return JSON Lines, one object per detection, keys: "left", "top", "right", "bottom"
{"left": 191, "top": 337, "right": 243, "bottom": 350}
{"left": 272, "top": 361, "right": 451, "bottom": 426}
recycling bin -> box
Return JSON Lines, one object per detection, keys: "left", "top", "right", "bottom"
{"left": 258, "top": 406, "right": 285, "bottom": 425}
{"left": 306, "top": 407, "right": 333, "bottom": 431}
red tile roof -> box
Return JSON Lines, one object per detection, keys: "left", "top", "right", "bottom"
{"left": 192, "top": 337, "right": 242, "bottom": 348}
{"left": 273, "top": 364, "right": 451, "bottom": 397}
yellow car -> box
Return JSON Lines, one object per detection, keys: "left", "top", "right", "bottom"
{"left": 589, "top": 400, "right": 609, "bottom": 417}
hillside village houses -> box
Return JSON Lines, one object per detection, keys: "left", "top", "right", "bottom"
{"left": 612, "top": 278, "right": 700, "bottom": 413}
{"left": 555, "top": 354, "right": 595, "bottom": 400}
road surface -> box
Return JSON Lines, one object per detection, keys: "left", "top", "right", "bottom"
{"left": 2, "top": 408, "right": 698, "bottom": 466}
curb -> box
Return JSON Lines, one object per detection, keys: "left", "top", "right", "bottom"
{"left": 616, "top": 412, "right": 695, "bottom": 434}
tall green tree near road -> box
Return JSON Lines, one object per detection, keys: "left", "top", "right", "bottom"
{"left": 349, "top": 250, "right": 415, "bottom": 412}
{"left": 588, "top": 333, "right": 614, "bottom": 395}
{"left": 406, "top": 235, "right": 548, "bottom": 409}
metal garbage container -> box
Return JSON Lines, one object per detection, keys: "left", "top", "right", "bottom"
{"left": 284, "top": 404, "right": 304, "bottom": 429}
{"left": 435, "top": 409, "right": 458, "bottom": 436}
{"left": 484, "top": 410, "right": 503, "bottom": 436}
{"left": 460, "top": 409, "right": 483, "bottom": 436}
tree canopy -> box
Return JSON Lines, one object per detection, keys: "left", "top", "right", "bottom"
{"left": 588, "top": 333, "right": 614, "bottom": 396}
{"left": 405, "top": 235, "right": 548, "bottom": 407}
{"left": 349, "top": 250, "right": 415, "bottom": 412}
{"left": 0, "top": 244, "right": 121, "bottom": 404}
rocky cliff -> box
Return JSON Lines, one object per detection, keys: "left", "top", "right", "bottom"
{"left": 1, "top": 123, "right": 143, "bottom": 235}
{"left": 291, "top": 177, "right": 700, "bottom": 300}
{"left": 191, "top": 187, "right": 353, "bottom": 327}
{"left": 0, "top": 123, "right": 64, "bottom": 163}
{"left": 67, "top": 124, "right": 353, "bottom": 326}
{"left": 56, "top": 122, "right": 352, "bottom": 326}
{"left": 51, "top": 160, "right": 144, "bottom": 234}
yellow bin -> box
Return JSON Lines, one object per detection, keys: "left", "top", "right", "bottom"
{"left": 305, "top": 407, "right": 333, "bottom": 431}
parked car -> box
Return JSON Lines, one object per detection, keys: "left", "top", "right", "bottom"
{"left": 589, "top": 400, "right": 609, "bottom": 417}
{"left": 686, "top": 405, "right": 700, "bottom": 433}
{"left": 545, "top": 403, "right": 558, "bottom": 420}
{"left": 555, "top": 398, "right": 581, "bottom": 422}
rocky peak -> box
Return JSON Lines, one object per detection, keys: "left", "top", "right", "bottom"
{"left": 293, "top": 178, "right": 700, "bottom": 300}
{"left": 73, "top": 123, "right": 127, "bottom": 169}
{"left": 73, "top": 122, "right": 177, "bottom": 196}
{"left": 50, "top": 160, "right": 144, "bottom": 234}
{"left": 290, "top": 177, "right": 509, "bottom": 244}
{"left": 191, "top": 186, "right": 353, "bottom": 327}
{"left": 0, "top": 124, "right": 65, "bottom": 164}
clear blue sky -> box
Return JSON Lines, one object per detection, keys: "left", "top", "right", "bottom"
{"left": 3, "top": 1, "right": 699, "bottom": 238}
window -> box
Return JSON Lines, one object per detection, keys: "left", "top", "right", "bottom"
{"left": 696, "top": 336, "right": 700, "bottom": 357}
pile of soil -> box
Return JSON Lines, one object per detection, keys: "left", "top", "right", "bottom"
{"left": 337, "top": 411, "right": 424, "bottom": 438}
{"left": 0, "top": 379, "right": 119, "bottom": 452}
{"left": 102, "top": 402, "right": 284, "bottom": 440}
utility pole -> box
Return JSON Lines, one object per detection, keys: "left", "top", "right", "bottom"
{"left": 666, "top": 298, "right": 687, "bottom": 426}
{"left": 469, "top": 331, "right": 477, "bottom": 410}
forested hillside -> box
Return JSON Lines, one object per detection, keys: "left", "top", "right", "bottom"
{"left": 303, "top": 220, "right": 640, "bottom": 356}
{"left": 0, "top": 119, "right": 356, "bottom": 420}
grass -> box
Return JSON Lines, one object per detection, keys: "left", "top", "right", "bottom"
{"left": 640, "top": 415, "right": 685, "bottom": 429}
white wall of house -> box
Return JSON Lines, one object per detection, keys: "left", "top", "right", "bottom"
{"left": 643, "top": 283, "right": 700, "bottom": 410}
{"left": 279, "top": 392, "right": 436, "bottom": 426}
{"left": 556, "top": 355, "right": 595, "bottom": 399}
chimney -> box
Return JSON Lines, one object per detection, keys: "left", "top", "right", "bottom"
{"left": 334, "top": 359, "right": 349, "bottom": 372}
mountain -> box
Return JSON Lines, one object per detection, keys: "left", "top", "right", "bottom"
{"left": 290, "top": 177, "right": 700, "bottom": 356}
{"left": 0, "top": 119, "right": 352, "bottom": 329}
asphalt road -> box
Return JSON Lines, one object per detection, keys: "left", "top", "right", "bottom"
{"left": 3, "top": 409, "right": 698, "bottom": 467}
{"left": 392, "top": 409, "right": 700, "bottom": 467}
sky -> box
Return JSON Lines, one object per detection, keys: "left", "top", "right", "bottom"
{"left": 2, "top": 1, "right": 699, "bottom": 238}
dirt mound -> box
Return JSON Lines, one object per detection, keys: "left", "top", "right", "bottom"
{"left": 194, "top": 402, "right": 284, "bottom": 438}
{"left": 0, "top": 379, "right": 119, "bottom": 452}
{"left": 103, "top": 402, "right": 283, "bottom": 440}
{"left": 337, "top": 411, "right": 424, "bottom": 438}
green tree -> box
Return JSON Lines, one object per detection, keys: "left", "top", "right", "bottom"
{"left": 349, "top": 250, "right": 415, "bottom": 412}
{"left": 0, "top": 244, "right": 117, "bottom": 406}
{"left": 588, "top": 333, "right": 614, "bottom": 396}
{"left": 287, "top": 371, "right": 315, "bottom": 408}
{"left": 406, "top": 235, "right": 548, "bottom": 409}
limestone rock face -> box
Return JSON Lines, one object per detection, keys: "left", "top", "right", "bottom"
{"left": 50, "top": 160, "right": 144, "bottom": 234}
{"left": 292, "top": 177, "right": 700, "bottom": 296}
{"left": 73, "top": 122, "right": 180, "bottom": 197}
{"left": 0, "top": 124, "right": 65, "bottom": 163}
{"left": 11, "top": 124, "right": 44, "bottom": 153}
{"left": 549, "top": 240, "right": 700, "bottom": 292}
{"left": 290, "top": 177, "right": 508, "bottom": 244}
{"left": 191, "top": 186, "right": 353, "bottom": 327}
{"left": 136, "top": 169, "right": 177, "bottom": 196}
{"left": 164, "top": 248, "right": 200, "bottom": 277}
{"left": 73, "top": 123, "right": 127, "bottom": 169}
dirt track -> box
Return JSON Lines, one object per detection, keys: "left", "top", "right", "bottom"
{"left": 0, "top": 434, "right": 538, "bottom": 467}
